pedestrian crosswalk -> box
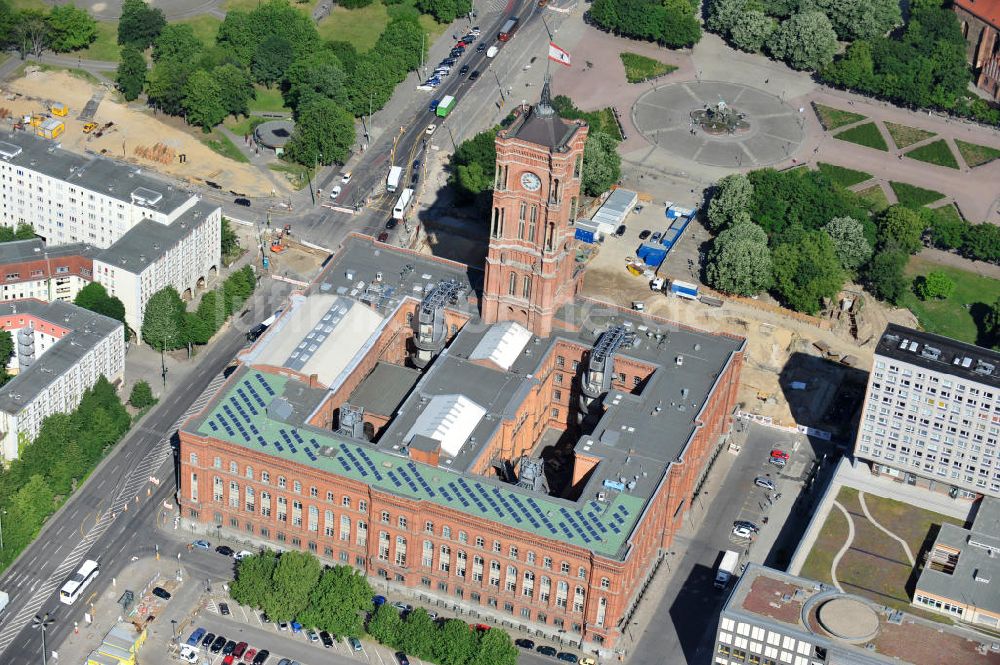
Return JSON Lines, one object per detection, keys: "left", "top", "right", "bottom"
{"left": 0, "top": 370, "right": 230, "bottom": 657}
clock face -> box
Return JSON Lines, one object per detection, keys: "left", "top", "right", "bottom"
{"left": 520, "top": 172, "right": 541, "bottom": 192}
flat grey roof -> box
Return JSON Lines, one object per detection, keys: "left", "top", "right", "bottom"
{"left": 0, "top": 130, "right": 193, "bottom": 213}
{"left": 96, "top": 200, "right": 219, "bottom": 273}
{"left": 876, "top": 323, "right": 1000, "bottom": 388}
{"left": 0, "top": 239, "right": 96, "bottom": 265}
{"left": 915, "top": 496, "right": 1000, "bottom": 616}
{"left": 348, "top": 362, "right": 421, "bottom": 416}
{"left": 0, "top": 299, "right": 122, "bottom": 414}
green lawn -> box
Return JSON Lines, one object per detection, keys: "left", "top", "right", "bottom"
{"left": 248, "top": 85, "right": 290, "bottom": 114}
{"left": 905, "top": 139, "right": 960, "bottom": 169}
{"left": 225, "top": 115, "right": 268, "bottom": 137}
{"left": 933, "top": 203, "right": 965, "bottom": 225}
{"left": 177, "top": 15, "right": 222, "bottom": 46}
{"left": 833, "top": 122, "right": 888, "bottom": 151}
{"left": 201, "top": 132, "right": 250, "bottom": 164}
{"left": 77, "top": 21, "right": 121, "bottom": 62}
{"left": 619, "top": 52, "right": 678, "bottom": 84}
{"left": 318, "top": 1, "right": 391, "bottom": 51}
{"left": 857, "top": 184, "right": 891, "bottom": 212}
{"left": 269, "top": 162, "right": 313, "bottom": 191}
{"left": 890, "top": 181, "right": 945, "bottom": 208}
{"left": 862, "top": 493, "right": 964, "bottom": 559}
{"left": 799, "top": 497, "right": 848, "bottom": 584}
{"left": 901, "top": 255, "right": 1000, "bottom": 344}
{"left": 11, "top": 0, "right": 46, "bottom": 9}
{"left": 812, "top": 103, "right": 866, "bottom": 131}
{"left": 955, "top": 139, "right": 1000, "bottom": 168}
{"left": 13, "top": 61, "right": 101, "bottom": 85}
{"left": 817, "top": 162, "right": 872, "bottom": 188}
{"left": 884, "top": 121, "right": 935, "bottom": 149}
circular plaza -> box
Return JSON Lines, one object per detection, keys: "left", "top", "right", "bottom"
{"left": 632, "top": 81, "right": 806, "bottom": 167}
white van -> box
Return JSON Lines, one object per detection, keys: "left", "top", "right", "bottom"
{"left": 486, "top": 46, "right": 499, "bottom": 58}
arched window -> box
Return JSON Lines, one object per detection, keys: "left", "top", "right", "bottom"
{"left": 522, "top": 275, "right": 531, "bottom": 299}
{"left": 508, "top": 272, "right": 517, "bottom": 295}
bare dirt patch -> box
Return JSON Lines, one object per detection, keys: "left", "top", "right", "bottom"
{"left": 2, "top": 70, "right": 286, "bottom": 197}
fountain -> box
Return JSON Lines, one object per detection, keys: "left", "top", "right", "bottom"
{"left": 690, "top": 98, "right": 750, "bottom": 135}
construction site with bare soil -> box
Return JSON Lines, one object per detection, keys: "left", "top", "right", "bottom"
{"left": 0, "top": 69, "right": 286, "bottom": 198}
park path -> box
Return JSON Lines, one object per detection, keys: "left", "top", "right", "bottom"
{"left": 829, "top": 501, "right": 854, "bottom": 592}
{"left": 857, "top": 491, "right": 915, "bottom": 567}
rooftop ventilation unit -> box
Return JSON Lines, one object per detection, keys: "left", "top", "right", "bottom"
{"left": 131, "top": 187, "right": 163, "bottom": 206}
{"left": 921, "top": 345, "right": 941, "bottom": 360}
{"left": 0, "top": 142, "right": 22, "bottom": 160}
{"left": 975, "top": 360, "right": 995, "bottom": 376}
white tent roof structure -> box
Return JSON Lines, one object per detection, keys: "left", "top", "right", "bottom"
{"left": 405, "top": 394, "right": 487, "bottom": 457}
{"left": 469, "top": 320, "right": 532, "bottom": 371}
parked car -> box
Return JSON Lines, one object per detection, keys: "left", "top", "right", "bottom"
{"left": 537, "top": 645, "right": 558, "bottom": 656}
{"left": 320, "top": 631, "right": 334, "bottom": 648}
{"left": 476, "top": 43, "right": 487, "bottom": 52}
{"left": 233, "top": 643, "right": 248, "bottom": 659}
{"left": 651, "top": 231, "right": 662, "bottom": 242}
{"left": 186, "top": 628, "right": 206, "bottom": 646}
{"left": 290, "top": 621, "right": 302, "bottom": 633}
{"left": 732, "top": 525, "right": 755, "bottom": 539}
{"left": 223, "top": 640, "right": 237, "bottom": 655}
{"left": 278, "top": 621, "right": 289, "bottom": 631}
{"left": 770, "top": 449, "right": 789, "bottom": 460}
{"left": 396, "top": 653, "right": 411, "bottom": 665}
{"left": 235, "top": 550, "right": 254, "bottom": 561}
{"left": 201, "top": 633, "right": 216, "bottom": 648}
{"left": 219, "top": 602, "right": 231, "bottom": 616}
{"left": 392, "top": 602, "right": 413, "bottom": 613}
{"left": 151, "top": 587, "right": 171, "bottom": 600}
{"left": 341, "top": 172, "right": 352, "bottom": 184}
{"left": 460, "top": 64, "right": 470, "bottom": 75}
{"left": 179, "top": 645, "right": 199, "bottom": 663}
{"left": 215, "top": 545, "right": 234, "bottom": 556}
{"left": 754, "top": 477, "right": 776, "bottom": 491}
{"left": 377, "top": 231, "right": 390, "bottom": 243}
{"left": 769, "top": 456, "right": 787, "bottom": 468}
{"left": 441, "top": 58, "right": 457, "bottom": 66}
{"left": 580, "top": 659, "right": 597, "bottom": 665}
{"left": 515, "top": 638, "right": 535, "bottom": 649}
{"left": 469, "top": 70, "right": 480, "bottom": 81}
{"left": 373, "top": 595, "right": 387, "bottom": 607}
{"left": 243, "top": 648, "right": 257, "bottom": 663}
{"left": 349, "top": 637, "right": 363, "bottom": 651}
{"left": 330, "top": 185, "right": 342, "bottom": 199}
{"left": 638, "top": 229, "right": 652, "bottom": 240}
{"left": 234, "top": 197, "right": 251, "bottom": 207}
{"left": 734, "top": 520, "right": 760, "bottom": 532}
{"left": 276, "top": 659, "right": 292, "bottom": 665}
{"left": 614, "top": 224, "right": 627, "bottom": 238}
{"left": 192, "top": 540, "right": 211, "bottom": 550}
{"left": 425, "top": 124, "right": 437, "bottom": 135}
{"left": 557, "top": 654, "right": 579, "bottom": 663}
{"left": 471, "top": 26, "right": 480, "bottom": 35}
{"left": 223, "top": 656, "right": 236, "bottom": 665}
{"left": 386, "top": 218, "right": 398, "bottom": 230}
{"left": 307, "top": 629, "right": 320, "bottom": 643}
{"left": 252, "top": 650, "right": 270, "bottom": 665}
{"left": 210, "top": 635, "right": 227, "bottom": 653}
{"left": 259, "top": 613, "right": 270, "bottom": 624}
{"left": 429, "top": 99, "right": 440, "bottom": 112}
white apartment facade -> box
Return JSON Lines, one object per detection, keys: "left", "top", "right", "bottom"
{"left": 93, "top": 202, "right": 221, "bottom": 333}
{"left": 0, "top": 132, "right": 198, "bottom": 248}
{"left": 0, "top": 300, "right": 125, "bottom": 461}
{"left": 0, "top": 239, "right": 95, "bottom": 304}
{"left": 855, "top": 324, "right": 1000, "bottom": 499}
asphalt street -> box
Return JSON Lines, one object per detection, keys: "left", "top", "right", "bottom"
{"left": 0, "top": 281, "right": 291, "bottom": 665}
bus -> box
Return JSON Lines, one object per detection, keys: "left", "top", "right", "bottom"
{"left": 60, "top": 559, "right": 99, "bottom": 605}
{"left": 393, "top": 188, "right": 415, "bottom": 220}
{"left": 498, "top": 17, "right": 520, "bottom": 41}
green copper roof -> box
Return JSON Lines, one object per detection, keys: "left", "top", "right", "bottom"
{"left": 195, "top": 370, "right": 647, "bottom": 558}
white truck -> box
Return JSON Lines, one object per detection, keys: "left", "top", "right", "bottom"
{"left": 715, "top": 550, "right": 739, "bottom": 589}
{"left": 0, "top": 590, "right": 8, "bottom": 613}
{"left": 393, "top": 188, "right": 414, "bottom": 220}
{"left": 387, "top": 166, "right": 403, "bottom": 193}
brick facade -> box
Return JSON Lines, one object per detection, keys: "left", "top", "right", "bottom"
{"left": 955, "top": 0, "right": 1000, "bottom": 100}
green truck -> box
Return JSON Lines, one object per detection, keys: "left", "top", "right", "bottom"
{"left": 436, "top": 95, "right": 456, "bottom": 118}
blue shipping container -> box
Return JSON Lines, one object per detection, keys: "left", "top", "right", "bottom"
{"left": 660, "top": 228, "right": 682, "bottom": 248}
{"left": 575, "top": 228, "right": 596, "bottom": 243}
{"left": 637, "top": 243, "right": 667, "bottom": 267}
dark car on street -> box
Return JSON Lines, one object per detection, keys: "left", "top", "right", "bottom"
{"left": 386, "top": 218, "right": 397, "bottom": 230}
{"left": 252, "top": 650, "right": 270, "bottom": 665}
{"left": 469, "top": 70, "right": 480, "bottom": 81}
{"left": 639, "top": 229, "right": 651, "bottom": 240}
{"left": 216, "top": 545, "right": 234, "bottom": 556}
{"left": 219, "top": 602, "right": 231, "bottom": 615}
{"left": 378, "top": 232, "right": 389, "bottom": 243}
{"left": 515, "top": 639, "right": 535, "bottom": 649}
{"left": 151, "top": 587, "right": 171, "bottom": 600}
{"left": 556, "top": 653, "right": 579, "bottom": 663}
{"left": 537, "top": 645, "right": 558, "bottom": 656}
{"left": 614, "top": 224, "right": 627, "bottom": 237}
{"left": 234, "top": 197, "right": 251, "bottom": 207}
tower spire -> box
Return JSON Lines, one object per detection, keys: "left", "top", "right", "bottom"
{"left": 536, "top": 73, "right": 554, "bottom": 117}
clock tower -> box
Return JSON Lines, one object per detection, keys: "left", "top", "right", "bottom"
{"left": 481, "top": 83, "right": 588, "bottom": 338}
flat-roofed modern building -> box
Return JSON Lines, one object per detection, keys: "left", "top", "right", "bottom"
{"left": 914, "top": 496, "right": 1000, "bottom": 628}
{"left": 854, "top": 324, "right": 1000, "bottom": 499}
{"left": 715, "top": 563, "right": 1000, "bottom": 665}
{"left": 0, "top": 299, "right": 124, "bottom": 460}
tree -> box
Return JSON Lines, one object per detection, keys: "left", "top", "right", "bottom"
{"left": 376, "top": 17, "right": 426, "bottom": 74}
{"left": 118, "top": 0, "right": 165, "bottom": 48}
{"left": 771, "top": 229, "right": 844, "bottom": 313}
{"left": 984, "top": 297, "right": 1000, "bottom": 345}
{"left": 221, "top": 218, "right": 241, "bottom": 261}
{"left": 183, "top": 70, "right": 227, "bottom": 131}
{"left": 705, "top": 222, "right": 773, "bottom": 296}
{"left": 913, "top": 271, "right": 955, "bottom": 300}
{"left": 285, "top": 97, "right": 356, "bottom": 166}
{"left": 707, "top": 173, "right": 754, "bottom": 232}
{"left": 0, "top": 329, "right": 12, "bottom": 386}
{"left": 864, "top": 247, "right": 908, "bottom": 303}
{"left": 46, "top": 4, "right": 97, "bottom": 52}
{"left": 231, "top": 551, "right": 279, "bottom": 609}
{"left": 659, "top": 0, "right": 702, "bottom": 48}
{"left": 729, "top": 10, "right": 775, "bottom": 53}
{"left": 0, "top": 0, "right": 16, "bottom": 47}
{"left": 282, "top": 50, "right": 347, "bottom": 110}
{"left": 252, "top": 34, "right": 295, "bottom": 87}
{"left": 399, "top": 608, "right": 437, "bottom": 659}
{"left": 141, "top": 286, "right": 187, "bottom": 350}
{"left": 415, "top": 0, "right": 471, "bottom": 23}
{"left": 298, "top": 564, "right": 373, "bottom": 636}
{"left": 128, "top": 380, "right": 156, "bottom": 408}
{"left": 74, "top": 282, "right": 128, "bottom": 337}
{"left": 146, "top": 60, "right": 193, "bottom": 115}
{"left": 823, "top": 216, "right": 872, "bottom": 272}
{"left": 706, "top": 0, "right": 747, "bottom": 34}
{"left": 469, "top": 627, "right": 518, "bottom": 665}
{"left": 263, "top": 550, "right": 322, "bottom": 622}
{"left": 212, "top": 63, "right": 255, "bottom": 119}
{"left": 14, "top": 9, "right": 49, "bottom": 58}
{"left": 433, "top": 618, "right": 478, "bottom": 665}
{"left": 152, "top": 23, "right": 203, "bottom": 63}
{"left": 0, "top": 223, "right": 35, "bottom": 243}
{"left": 367, "top": 603, "right": 403, "bottom": 647}
{"left": 961, "top": 223, "right": 1000, "bottom": 263}
{"left": 768, "top": 11, "right": 838, "bottom": 71}
{"left": 582, "top": 131, "right": 621, "bottom": 197}
{"left": 116, "top": 46, "right": 147, "bottom": 101}
{"left": 216, "top": 10, "right": 256, "bottom": 65}
{"left": 451, "top": 129, "right": 497, "bottom": 202}
{"left": 812, "top": 0, "right": 901, "bottom": 41}
{"left": 877, "top": 205, "right": 924, "bottom": 255}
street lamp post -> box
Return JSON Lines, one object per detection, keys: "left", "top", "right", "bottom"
{"left": 32, "top": 613, "right": 54, "bottom": 665}
{"left": 0, "top": 509, "right": 6, "bottom": 550}
{"left": 170, "top": 619, "right": 178, "bottom": 643}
